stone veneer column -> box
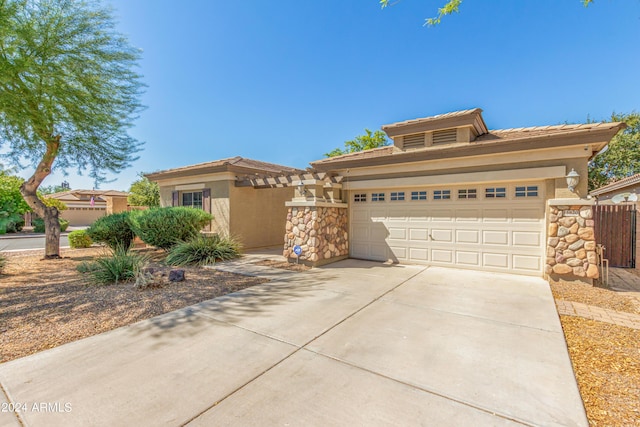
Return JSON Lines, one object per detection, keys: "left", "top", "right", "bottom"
{"left": 283, "top": 205, "right": 349, "bottom": 266}
{"left": 546, "top": 199, "right": 598, "bottom": 282}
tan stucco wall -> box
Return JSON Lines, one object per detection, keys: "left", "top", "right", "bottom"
{"left": 105, "top": 196, "right": 129, "bottom": 215}
{"left": 158, "top": 180, "right": 231, "bottom": 236}
{"left": 229, "top": 185, "right": 294, "bottom": 249}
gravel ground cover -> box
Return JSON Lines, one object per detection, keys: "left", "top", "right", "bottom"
{"left": 0, "top": 247, "right": 267, "bottom": 363}
{"left": 551, "top": 280, "right": 640, "bottom": 426}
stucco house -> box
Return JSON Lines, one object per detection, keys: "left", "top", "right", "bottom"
{"left": 148, "top": 109, "right": 625, "bottom": 283}
{"left": 44, "top": 189, "right": 129, "bottom": 226}
{"left": 145, "top": 157, "right": 304, "bottom": 249}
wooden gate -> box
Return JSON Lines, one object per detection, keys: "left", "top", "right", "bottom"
{"left": 594, "top": 205, "right": 637, "bottom": 268}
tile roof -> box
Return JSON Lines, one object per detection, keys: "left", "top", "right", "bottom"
{"left": 311, "top": 122, "right": 625, "bottom": 167}
{"left": 47, "top": 189, "right": 129, "bottom": 200}
{"left": 590, "top": 173, "right": 640, "bottom": 196}
{"left": 381, "top": 108, "right": 483, "bottom": 130}
{"left": 146, "top": 156, "right": 304, "bottom": 179}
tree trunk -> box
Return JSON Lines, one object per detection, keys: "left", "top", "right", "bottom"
{"left": 19, "top": 135, "right": 62, "bottom": 259}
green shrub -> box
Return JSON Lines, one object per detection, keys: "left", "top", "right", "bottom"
{"left": 166, "top": 234, "right": 241, "bottom": 266}
{"left": 87, "top": 212, "right": 134, "bottom": 250}
{"left": 88, "top": 245, "right": 148, "bottom": 285}
{"left": 129, "top": 207, "right": 213, "bottom": 250}
{"left": 33, "top": 217, "right": 69, "bottom": 233}
{"left": 6, "top": 219, "right": 24, "bottom": 233}
{"left": 76, "top": 260, "right": 100, "bottom": 273}
{"left": 69, "top": 230, "right": 93, "bottom": 248}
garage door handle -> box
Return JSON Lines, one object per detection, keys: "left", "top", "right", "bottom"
{"left": 429, "top": 233, "right": 434, "bottom": 241}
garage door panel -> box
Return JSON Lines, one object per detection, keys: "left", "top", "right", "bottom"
{"left": 455, "top": 209, "right": 480, "bottom": 222}
{"left": 409, "top": 248, "right": 429, "bottom": 261}
{"left": 353, "top": 210, "right": 370, "bottom": 222}
{"left": 370, "top": 226, "right": 389, "bottom": 241}
{"left": 388, "top": 227, "right": 406, "bottom": 240}
{"left": 431, "top": 209, "right": 453, "bottom": 221}
{"left": 483, "top": 230, "right": 509, "bottom": 245}
{"left": 352, "top": 225, "right": 369, "bottom": 240}
{"left": 483, "top": 253, "right": 509, "bottom": 269}
{"left": 352, "top": 243, "right": 369, "bottom": 259}
{"left": 456, "top": 229, "right": 479, "bottom": 244}
{"left": 370, "top": 244, "right": 388, "bottom": 261}
{"left": 483, "top": 209, "right": 510, "bottom": 222}
{"left": 409, "top": 228, "right": 429, "bottom": 241}
{"left": 512, "top": 208, "right": 544, "bottom": 223}
{"left": 512, "top": 231, "right": 541, "bottom": 247}
{"left": 513, "top": 255, "right": 540, "bottom": 271}
{"left": 456, "top": 251, "right": 480, "bottom": 266}
{"left": 389, "top": 246, "right": 407, "bottom": 260}
{"left": 408, "top": 211, "right": 428, "bottom": 221}
{"left": 432, "top": 249, "right": 453, "bottom": 263}
{"left": 370, "top": 210, "right": 387, "bottom": 221}
{"left": 431, "top": 229, "right": 452, "bottom": 242}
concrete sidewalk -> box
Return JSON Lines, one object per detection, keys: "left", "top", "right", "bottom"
{"left": 0, "top": 261, "right": 586, "bottom": 427}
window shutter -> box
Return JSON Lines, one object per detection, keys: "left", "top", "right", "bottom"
{"left": 172, "top": 191, "right": 179, "bottom": 207}
{"left": 202, "top": 188, "right": 211, "bottom": 231}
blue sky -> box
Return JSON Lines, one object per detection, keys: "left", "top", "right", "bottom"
{"left": 24, "top": 0, "right": 640, "bottom": 191}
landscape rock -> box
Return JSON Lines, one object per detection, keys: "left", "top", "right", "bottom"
{"left": 168, "top": 269, "right": 185, "bottom": 282}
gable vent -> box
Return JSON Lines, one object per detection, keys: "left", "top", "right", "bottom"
{"left": 402, "top": 133, "right": 425, "bottom": 150}
{"left": 433, "top": 129, "right": 457, "bottom": 144}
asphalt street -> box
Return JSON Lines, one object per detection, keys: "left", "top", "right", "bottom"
{"left": 0, "top": 235, "right": 70, "bottom": 251}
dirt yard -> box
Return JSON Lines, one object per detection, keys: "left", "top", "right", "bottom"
{"left": 0, "top": 247, "right": 267, "bottom": 363}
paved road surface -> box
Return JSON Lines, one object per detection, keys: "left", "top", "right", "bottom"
{"left": 0, "top": 235, "right": 70, "bottom": 251}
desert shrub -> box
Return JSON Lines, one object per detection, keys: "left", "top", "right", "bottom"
{"left": 68, "top": 230, "right": 93, "bottom": 248}
{"left": 76, "top": 260, "right": 100, "bottom": 273}
{"left": 33, "top": 217, "right": 69, "bottom": 233}
{"left": 129, "top": 207, "right": 213, "bottom": 250}
{"left": 166, "top": 234, "right": 241, "bottom": 266}
{"left": 86, "top": 245, "right": 148, "bottom": 285}
{"left": 87, "top": 212, "right": 134, "bottom": 250}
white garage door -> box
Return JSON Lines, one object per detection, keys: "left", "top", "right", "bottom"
{"left": 350, "top": 183, "right": 545, "bottom": 276}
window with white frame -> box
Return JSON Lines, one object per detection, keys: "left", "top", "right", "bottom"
{"left": 411, "top": 191, "right": 427, "bottom": 200}
{"left": 390, "top": 191, "right": 405, "bottom": 201}
{"left": 354, "top": 193, "right": 367, "bottom": 202}
{"left": 371, "top": 192, "right": 385, "bottom": 202}
{"left": 458, "top": 189, "right": 477, "bottom": 199}
{"left": 485, "top": 187, "right": 506, "bottom": 198}
{"left": 182, "top": 191, "right": 203, "bottom": 209}
{"left": 433, "top": 190, "right": 451, "bottom": 200}
{"left": 515, "top": 186, "right": 538, "bottom": 197}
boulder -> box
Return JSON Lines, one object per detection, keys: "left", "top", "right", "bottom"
{"left": 169, "top": 269, "right": 185, "bottom": 282}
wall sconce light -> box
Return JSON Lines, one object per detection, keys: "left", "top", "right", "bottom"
{"left": 297, "top": 181, "right": 305, "bottom": 196}
{"left": 566, "top": 169, "right": 580, "bottom": 193}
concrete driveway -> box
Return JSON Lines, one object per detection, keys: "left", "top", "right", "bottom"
{"left": 0, "top": 259, "right": 586, "bottom": 427}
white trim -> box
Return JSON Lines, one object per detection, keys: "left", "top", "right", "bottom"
{"left": 285, "top": 201, "right": 348, "bottom": 208}
{"left": 343, "top": 166, "right": 566, "bottom": 191}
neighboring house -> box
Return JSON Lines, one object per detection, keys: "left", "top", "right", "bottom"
{"left": 147, "top": 109, "right": 625, "bottom": 283}
{"left": 45, "top": 190, "right": 129, "bottom": 226}
{"left": 145, "top": 157, "right": 304, "bottom": 249}
{"left": 590, "top": 173, "right": 640, "bottom": 268}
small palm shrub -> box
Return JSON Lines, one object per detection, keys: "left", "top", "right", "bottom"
{"left": 82, "top": 245, "right": 148, "bottom": 285}
{"left": 166, "top": 234, "right": 241, "bottom": 266}
{"left": 33, "top": 218, "right": 69, "bottom": 233}
{"left": 129, "top": 207, "right": 213, "bottom": 250}
{"left": 87, "top": 212, "right": 134, "bottom": 250}
{"left": 68, "top": 230, "right": 93, "bottom": 248}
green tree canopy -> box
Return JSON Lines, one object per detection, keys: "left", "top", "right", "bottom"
{"left": 128, "top": 173, "right": 160, "bottom": 207}
{"left": 0, "top": 0, "right": 145, "bottom": 257}
{"left": 588, "top": 112, "right": 640, "bottom": 191}
{"left": 325, "top": 129, "right": 390, "bottom": 158}
{"left": 380, "top": 0, "right": 594, "bottom": 26}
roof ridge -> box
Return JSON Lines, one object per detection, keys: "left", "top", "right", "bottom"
{"left": 489, "top": 122, "right": 621, "bottom": 133}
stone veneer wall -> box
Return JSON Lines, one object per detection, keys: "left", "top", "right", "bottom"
{"left": 283, "top": 206, "right": 348, "bottom": 264}
{"left": 546, "top": 205, "right": 598, "bottom": 280}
